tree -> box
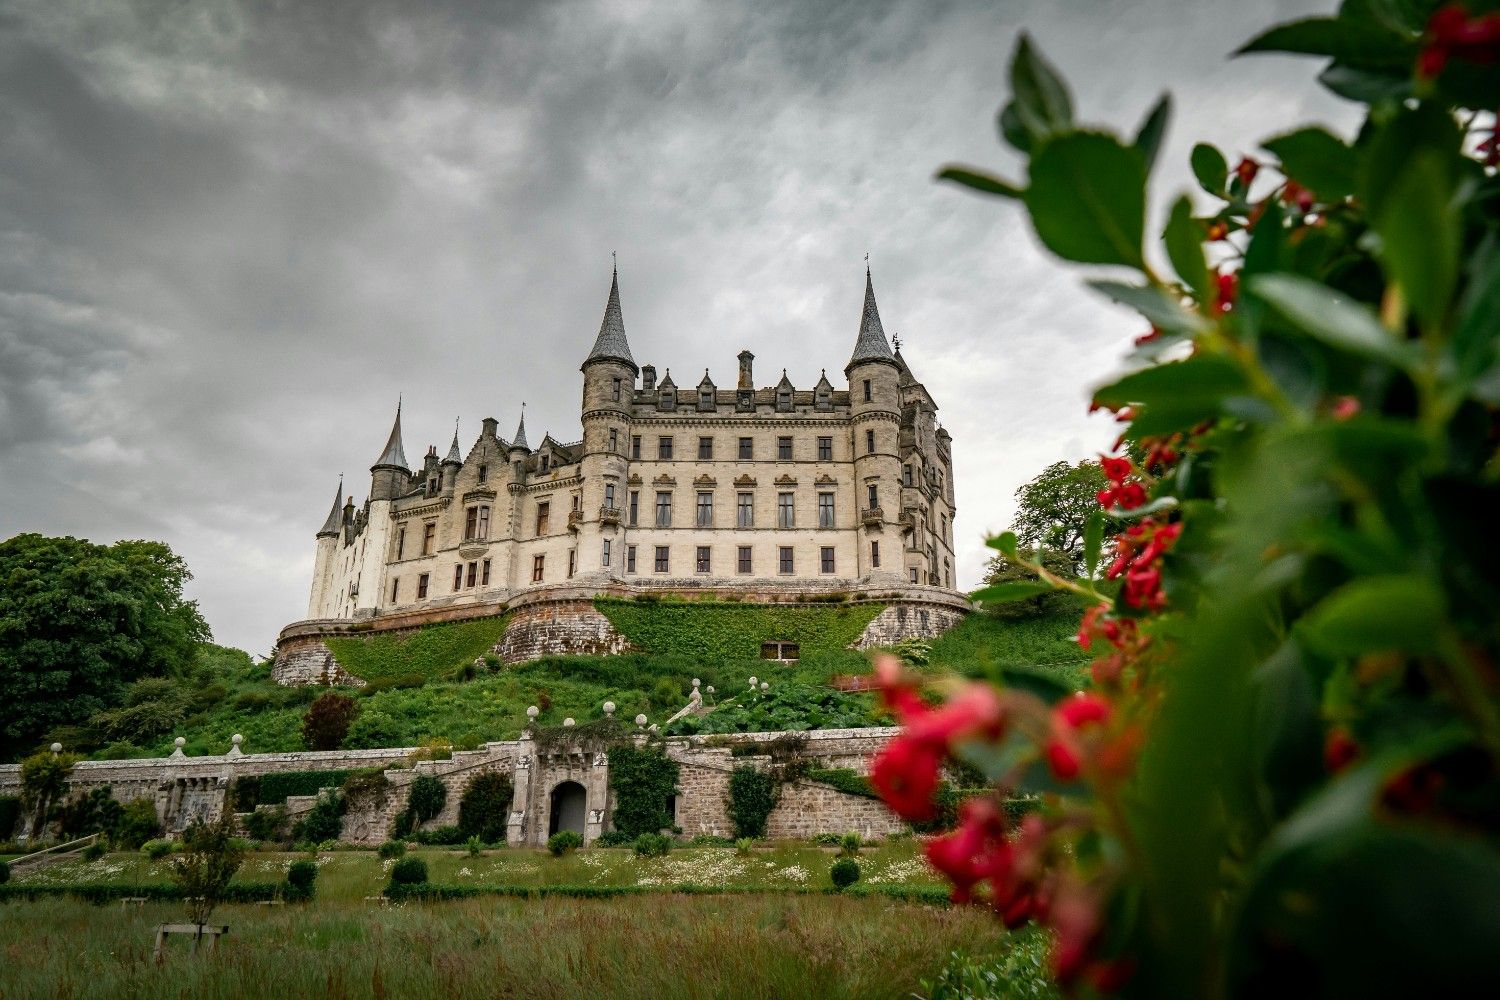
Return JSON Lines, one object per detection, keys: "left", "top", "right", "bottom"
{"left": 300, "top": 691, "right": 359, "bottom": 750}
{"left": 0, "top": 534, "right": 209, "bottom": 759}
{"left": 171, "top": 812, "right": 245, "bottom": 926}
{"left": 980, "top": 546, "right": 1076, "bottom": 617}
{"left": 1009, "top": 460, "right": 1118, "bottom": 573}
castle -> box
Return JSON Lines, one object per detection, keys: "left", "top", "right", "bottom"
{"left": 282, "top": 268, "right": 962, "bottom": 676}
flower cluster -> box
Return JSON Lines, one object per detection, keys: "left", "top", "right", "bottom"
{"left": 1096, "top": 455, "right": 1145, "bottom": 510}
{"left": 1419, "top": 3, "right": 1500, "bottom": 78}
{"left": 1104, "top": 518, "right": 1181, "bottom": 612}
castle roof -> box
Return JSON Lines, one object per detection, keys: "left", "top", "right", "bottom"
{"left": 511, "top": 411, "right": 529, "bottom": 451}
{"left": 847, "top": 269, "right": 896, "bottom": 370}
{"left": 697, "top": 369, "right": 715, "bottom": 389}
{"left": 443, "top": 424, "right": 463, "bottom": 465}
{"left": 316, "top": 477, "right": 344, "bottom": 537}
{"left": 373, "top": 402, "right": 409, "bottom": 470}
{"left": 583, "top": 267, "right": 638, "bottom": 372}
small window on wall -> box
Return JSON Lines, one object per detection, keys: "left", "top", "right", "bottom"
{"left": 626, "top": 544, "right": 637, "bottom": 573}
{"left": 612, "top": 377, "right": 622, "bottom": 401}
{"left": 777, "top": 436, "right": 793, "bottom": 460}
{"left": 536, "top": 502, "right": 551, "bottom": 536}
{"left": 817, "top": 436, "right": 832, "bottom": 461}
{"left": 696, "top": 546, "right": 711, "bottom": 573}
{"left": 395, "top": 525, "right": 406, "bottom": 560}
{"left": 737, "top": 545, "right": 752, "bottom": 574}
{"left": 478, "top": 465, "right": 488, "bottom": 484}
{"left": 466, "top": 561, "right": 478, "bottom": 587}
{"left": 820, "top": 547, "right": 835, "bottom": 574}
{"left": 698, "top": 436, "right": 713, "bottom": 460}
{"left": 871, "top": 540, "right": 881, "bottom": 568}
{"left": 631, "top": 435, "right": 642, "bottom": 459}
{"left": 602, "top": 540, "right": 612, "bottom": 567}
{"left": 658, "top": 436, "right": 674, "bottom": 460}
{"left": 739, "top": 437, "right": 753, "bottom": 460}
{"left": 760, "top": 641, "right": 801, "bottom": 661}
{"left": 568, "top": 550, "right": 576, "bottom": 578}
{"left": 482, "top": 559, "right": 491, "bottom": 585}
{"left": 910, "top": 567, "right": 919, "bottom": 584}
{"left": 866, "top": 429, "right": 876, "bottom": 454}
{"left": 862, "top": 379, "right": 872, "bottom": 402}
{"left": 532, "top": 555, "right": 545, "bottom": 583}
{"left": 605, "top": 484, "right": 616, "bottom": 507}
{"left": 453, "top": 564, "right": 463, "bottom": 589}
{"left": 417, "top": 573, "right": 429, "bottom": 599}
{"left": 422, "top": 522, "right": 436, "bottom": 555}
{"left": 390, "top": 579, "right": 400, "bottom": 603}
{"left": 778, "top": 547, "right": 794, "bottom": 574}
{"left": 609, "top": 428, "right": 619, "bottom": 452}
{"left": 654, "top": 546, "right": 670, "bottom": 573}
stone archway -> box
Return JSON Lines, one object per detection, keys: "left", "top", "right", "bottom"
{"left": 548, "top": 780, "right": 587, "bottom": 838}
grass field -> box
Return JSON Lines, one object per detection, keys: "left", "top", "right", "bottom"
{"left": 0, "top": 893, "right": 1024, "bottom": 999}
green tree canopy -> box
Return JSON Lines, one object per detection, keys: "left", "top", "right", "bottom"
{"left": 0, "top": 534, "right": 210, "bottom": 759}
{"left": 1008, "top": 459, "right": 1118, "bottom": 572}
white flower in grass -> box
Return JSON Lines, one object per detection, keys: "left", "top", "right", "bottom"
{"left": 457, "top": 867, "right": 473, "bottom": 877}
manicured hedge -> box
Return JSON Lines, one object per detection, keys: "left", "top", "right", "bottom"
{"left": 384, "top": 882, "right": 952, "bottom": 904}
{"left": 804, "top": 768, "right": 878, "bottom": 799}
{"left": 250, "top": 770, "right": 359, "bottom": 806}
{"left": 0, "top": 882, "right": 280, "bottom": 904}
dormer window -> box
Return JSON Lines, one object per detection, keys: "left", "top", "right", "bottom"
{"left": 698, "top": 390, "right": 714, "bottom": 411}
{"left": 540, "top": 453, "right": 550, "bottom": 472}
{"left": 660, "top": 389, "right": 675, "bottom": 411}
{"left": 776, "top": 389, "right": 792, "bottom": 412}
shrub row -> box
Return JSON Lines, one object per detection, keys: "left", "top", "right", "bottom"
{"left": 383, "top": 882, "right": 952, "bottom": 903}
{"left": 0, "top": 882, "right": 281, "bottom": 904}
{"left": 804, "top": 767, "right": 879, "bottom": 799}
{"left": 235, "top": 771, "right": 359, "bottom": 809}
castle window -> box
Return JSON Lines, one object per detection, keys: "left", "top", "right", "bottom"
{"left": 910, "top": 567, "right": 919, "bottom": 583}
{"left": 871, "top": 540, "right": 881, "bottom": 567}
{"left": 540, "top": 453, "right": 550, "bottom": 472}
{"left": 778, "top": 547, "right": 794, "bottom": 574}
{"left": 658, "top": 436, "right": 673, "bottom": 460}
{"left": 610, "top": 428, "right": 619, "bottom": 452}
{"left": 627, "top": 544, "right": 637, "bottom": 573}
{"left": 464, "top": 506, "right": 479, "bottom": 541}
{"left": 536, "top": 502, "right": 550, "bottom": 536}
{"left": 696, "top": 491, "right": 713, "bottom": 527}
{"left": 698, "top": 389, "right": 714, "bottom": 411}
{"left": 629, "top": 490, "right": 639, "bottom": 525}
{"left": 602, "top": 540, "right": 611, "bottom": 567}
{"left": 738, "top": 437, "right": 753, "bottom": 460}
{"left": 696, "top": 546, "right": 711, "bottom": 574}
{"left": 654, "top": 546, "right": 670, "bottom": 573}
{"left": 777, "top": 436, "right": 792, "bottom": 461}
{"left": 867, "top": 484, "right": 878, "bottom": 509}
{"left": 478, "top": 506, "right": 489, "bottom": 539}
{"left": 863, "top": 379, "right": 872, "bottom": 402}
{"left": 422, "top": 522, "right": 436, "bottom": 555}
{"left": 698, "top": 436, "right": 713, "bottom": 460}
{"left": 818, "top": 493, "right": 835, "bottom": 528}
{"left": 428, "top": 476, "right": 439, "bottom": 496}
{"left": 391, "top": 579, "right": 400, "bottom": 603}
{"left": 395, "top": 524, "right": 406, "bottom": 560}
{"left": 453, "top": 564, "right": 464, "bottom": 590}
{"left": 612, "top": 377, "right": 622, "bottom": 402}
{"left": 737, "top": 546, "right": 752, "bottom": 574}
{"left": 777, "top": 492, "right": 795, "bottom": 528}
{"left": 777, "top": 388, "right": 792, "bottom": 411}
{"left": 903, "top": 464, "right": 913, "bottom": 487}
{"left": 531, "top": 555, "right": 545, "bottom": 583}
{"left": 660, "top": 387, "right": 675, "bottom": 410}
{"left": 478, "top": 465, "right": 487, "bottom": 484}
{"left": 466, "top": 561, "right": 478, "bottom": 588}
{"left": 572, "top": 493, "right": 581, "bottom": 512}
{"left": 821, "top": 547, "right": 835, "bottom": 574}
{"left": 417, "top": 573, "right": 429, "bottom": 598}
{"left": 817, "top": 436, "right": 832, "bottom": 461}
{"left": 866, "top": 429, "right": 876, "bottom": 454}
{"left": 605, "top": 484, "right": 616, "bottom": 508}
{"left": 631, "top": 435, "right": 641, "bottom": 459}
{"left": 737, "top": 492, "right": 754, "bottom": 528}
{"left": 655, "top": 491, "right": 672, "bottom": 527}
{"left": 568, "top": 550, "right": 576, "bottom": 578}
{"left": 482, "top": 559, "right": 491, "bottom": 585}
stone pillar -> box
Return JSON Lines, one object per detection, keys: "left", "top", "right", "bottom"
{"left": 584, "top": 752, "right": 609, "bottom": 844}
{"left": 507, "top": 748, "right": 533, "bottom": 847}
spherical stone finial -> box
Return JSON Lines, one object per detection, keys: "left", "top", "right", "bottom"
{"left": 635, "top": 714, "right": 648, "bottom": 727}
{"left": 748, "top": 676, "right": 758, "bottom": 688}
{"left": 760, "top": 682, "right": 770, "bottom": 692}
{"left": 603, "top": 701, "right": 616, "bottom": 716}
{"left": 692, "top": 678, "right": 701, "bottom": 688}
{"left": 50, "top": 742, "right": 62, "bottom": 754}
{"left": 563, "top": 717, "right": 576, "bottom": 727}
{"left": 706, "top": 686, "right": 715, "bottom": 695}
{"left": 174, "top": 737, "right": 186, "bottom": 748}
{"left": 231, "top": 734, "right": 243, "bottom": 746}
{"left": 526, "top": 705, "right": 540, "bottom": 720}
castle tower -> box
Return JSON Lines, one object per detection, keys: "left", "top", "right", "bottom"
{"left": 307, "top": 476, "right": 344, "bottom": 618}
{"left": 440, "top": 422, "right": 463, "bottom": 495}
{"left": 845, "top": 269, "right": 904, "bottom": 582}
{"left": 578, "top": 266, "right": 638, "bottom": 581}
{"left": 370, "top": 402, "right": 410, "bottom": 502}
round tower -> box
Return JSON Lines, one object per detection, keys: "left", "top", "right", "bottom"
{"left": 578, "top": 266, "right": 638, "bottom": 580}
{"left": 845, "top": 269, "right": 904, "bottom": 582}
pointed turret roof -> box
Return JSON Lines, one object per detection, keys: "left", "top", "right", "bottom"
{"left": 373, "top": 401, "right": 409, "bottom": 470}
{"left": 815, "top": 368, "right": 834, "bottom": 390}
{"left": 697, "top": 369, "right": 715, "bottom": 389}
{"left": 847, "top": 268, "right": 897, "bottom": 369}
{"left": 776, "top": 369, "right": 794, "bottom": 389}
{"left": 443, "top": 422, "right": 463, "bottom": 465}
{"left": 317, "top": 477, "right": 344, "bottom": 537}
{"left": 657, "top": 369, "right": 677, "bottom": 389}
{"left": 511, "top": 410, "right": 529, "bottom": 451}
{"left": 583, "top": 266, "right": 638, "bottom": 371}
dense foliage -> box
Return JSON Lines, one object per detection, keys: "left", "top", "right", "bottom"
{"left": 323, "top": 617, "right": 510, "bottom": 684}
{"left": 605, "top": 743, "right": 680, "bottom": 839}
{"left": 665, "top": 683, "right": 876, "bottom": 736}
{"left": 547, "top": 830, "right": 583, "bottom": 856}
{"left": 880, "top": 7, "right": 1500, "bottom": 996}
{"left": 726, "top": 765, "right": 777, "bottom": 840}
{"left": 596, "top": 598, "right": 882, "bottom": 660}
{"left": 1005, "top": 460, "right": 1118, "bottom": 572}
{"left": 0, "top": 534, "right": 209, "bottom": 758}
{"left": 406, "top": 775, "right": 447, "bottom": 827}
{"left": 292, "top": 791, "right": 345, "bottom": 844}
{"left": 239, "top": 770, "right": 361, "bottom": 809}
{"left": 301, "top": 692, "right": 359, "bottom": 751}
{"left": 456, "top": 772, "right": 514, "bottom": 843}
{"left": 633, "top": 832, "right": 672, "bottom": 857}
{"left": 830, "top": 858, "right": 861, "bottom": 890}
{"left": 283, "top": 859, "right": 318, "bottom": 903}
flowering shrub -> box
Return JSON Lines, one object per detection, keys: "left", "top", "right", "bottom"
{"left": 878, "top": 5, "right": 1500, "bottom": 997}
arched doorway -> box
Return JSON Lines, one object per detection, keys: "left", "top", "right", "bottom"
{"left": 548, "top": 781, "right": 587, "bottom": 838}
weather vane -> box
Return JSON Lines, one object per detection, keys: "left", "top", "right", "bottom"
{"left": 892, "top": 332, "right": 901, "bottom": 352}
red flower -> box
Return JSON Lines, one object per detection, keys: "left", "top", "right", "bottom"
{"left": 1047, "top": 740, "right": 1083, "bottom": 780}
{"left": 1057, "top": 692, "right": 1112, "bottom": 728}
{"left": 1234, "top": 157, "right": 1259, "bottom": 189}
{"left": 1099, "top": 454, "right": 1132, "bottom": 483}
{"left": 1282, "top": 180, "right": 1315, "bottom": 211}
{"left": 1046, "top": 694, "right": 1113, "bottom": 781}
{"left": 1097, "top": 481, "right": 1147, "bottom": 511}
{"left": 1215, "top": 270, "right": 1239, "bottom": 314}
{"left": 872, "top": 736, "right": 945, "bottom": 821}
{"left": 1323, "top": 727, "right": 1360, "bottom": 773}
{"left": 1420, "top": 4, "right": 1500, "bottom": 78}
{"left": 925, "top": 798, "right": 1013, "bottom": 902}
{"left": 1331, "top": 395, "right": 1360, "bottom": 421}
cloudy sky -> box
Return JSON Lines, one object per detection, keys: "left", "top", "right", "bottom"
{"left": 0, "top": 0, "right": 1356, "bottom": 655}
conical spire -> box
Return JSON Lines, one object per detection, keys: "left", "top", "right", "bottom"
{"left": 847, "top": 267, "right": 896, "bottom": 369}
{"left": 582, "top": 265, "right": 638, "bottom": 371}
{"left": 443, "top": 420, "right": 463, "bottom": 465}
{"left": 373, "top": 401, "right": 409, "bottom": 470}
{"left": 316, "top": 476, "right": 344, "bottom": 537}
{"left": 511, "top": 407, "right": 529, "bottom": 451}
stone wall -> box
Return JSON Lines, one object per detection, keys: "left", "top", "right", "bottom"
{"left": 493, "top": 599, "right": 635, "bottom": 665}
{"left": 271, "top": 635, "right": 366, "bottom": 686}
{"left": 854, "top": 599, "right": 968, "bottom": 648}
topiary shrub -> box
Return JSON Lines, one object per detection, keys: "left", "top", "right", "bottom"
{"left": 633, "top": 832, "right": 671, "bottom": 857}
{"left": 726, "top": 765, "right": 777, "bottom": 840}
{"left": 377, "top": 840, "right": 406, "bottom": 860}
{"left": 547, "top": 830, "right": 583, "bottom": 857}
{"left": 300, "top": 692, "right": 359, "bottom": 751}
{"left": 456, "top": 772, "right": 513, "bottom": 844}
{"left": 830, "top": 858, "right": 861, "bottom": 890}
{"left": 389, "top": 856, "right": 428, "bottom": 885}
{"left": 142, "top": 839, "right": 174, "bottom": 860}
{"left": 406, "top": 775, "right": 447, "bottom": 828}
{"left": 283, "top": 859, "right": 318, "bottom": 902}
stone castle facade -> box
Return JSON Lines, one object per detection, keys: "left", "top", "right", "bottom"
{"left": 302, "top": 269, "right": 959, "bottom": 625}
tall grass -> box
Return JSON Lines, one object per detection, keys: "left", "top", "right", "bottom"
{"left": 0, "top": 895, "right": 1013, "bottom": 999}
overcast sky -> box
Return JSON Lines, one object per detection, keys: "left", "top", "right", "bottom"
{"left": 0, "top": 0, "right": 1356, "bottom": 655}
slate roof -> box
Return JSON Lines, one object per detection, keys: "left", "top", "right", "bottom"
{"left": 583, "top": 267, "right": 637, "bottom": 371}
{"left": 373, "top": 403, "right": 409, "bottom": 470}
{"left": 848, "top": 269, "right": 896, "bottom": 368}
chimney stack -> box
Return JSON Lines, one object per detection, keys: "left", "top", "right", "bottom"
{"left": 642, "top": 364, "right": 657, "bottom": 392}
{"left": 737, "top": 350, "right": 754, "bottom": 390}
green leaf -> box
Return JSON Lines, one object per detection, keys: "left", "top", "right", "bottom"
{"left": 1083, "top": 509, "right": 1104, "bottom": 579}
{"left": 1375, "top": 149, "right": 1460, "bottom": 331}
{"left": 996, "top": 101, "right": 1034, "bottom": 154}
{"left": 986, "top": 531, "right": 1019, "bottom": 559}
{"left": 934, "top": 165, "right": 1023, "bottom": 200}
{"left": 1132, "top": 93, "right": 1171, "bottom": 174}
{"left": 1452, "top": 238, "right": 1500, "bottom": 384}
{"left": 1087, "top": 280, "right": 1202, "bottom": 335}
{"left": 1163, "top": 196, "right": 1210, "bottom": 302}
{"left": 1093, "top": 354, "right": 1251, "bottom": 411}
{"left": 1262, "top": 126, "right": 1358, "bottom": 201}
{"left": 1317, "top": 64, "right": 1410, "bottom": 104}
{"left": 971, "top": 581, "right": 1056, "bottom": 605}
{"left": 1300, "top": 574, "right": 1447, "bottom": 656}
{"left": 1359, "top": 104, "right": 1462, "bottom": 227}
{"left": 1025, "top": 133, "right": 1147, "bottom": 268}
{"left": 1235, "top": 16, "right": 1416, "bottom": 70}
{"left": 1190, "top": 143, "right": 1228, "bottom": 197}
{"left": 1248, "top": 273, "right": 1415, "bottom": 369}
{"left": 1009, "top": 33, "right": 1073, "bottom": 141}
